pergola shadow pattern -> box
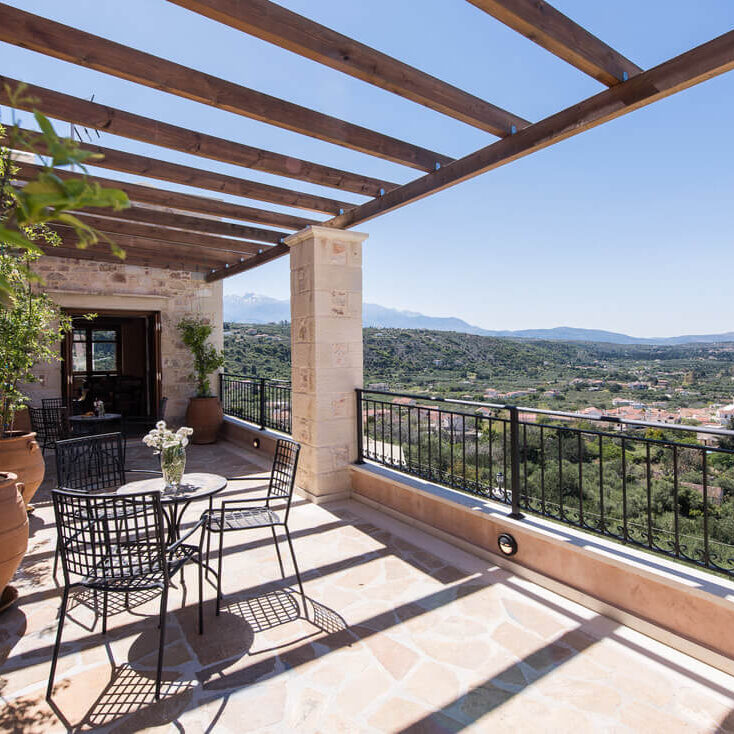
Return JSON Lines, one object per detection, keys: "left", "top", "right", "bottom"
{"left": 1, "top": 1, "right": 733, "bottom": 277}
{"left": 1, "top": 440, "right": 734, "bottom": 732}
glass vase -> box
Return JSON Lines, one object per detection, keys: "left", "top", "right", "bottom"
{"left": 160, "top": 444, "right": 186, "bottom": 491}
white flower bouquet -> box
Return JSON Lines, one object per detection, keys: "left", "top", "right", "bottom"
{"left": 143, "top": 421, "right": 194, "bottom": 490}
{"left": 142, "top": 421, "right": 194, "bottom": 453}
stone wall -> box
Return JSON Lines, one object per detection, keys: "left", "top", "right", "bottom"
{"left": 26, "top": 256, "right": 223, "bottom": 423}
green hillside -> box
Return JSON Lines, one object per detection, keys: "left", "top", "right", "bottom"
{"left": 223, "top": 322, "right": 734, "bottom": 411}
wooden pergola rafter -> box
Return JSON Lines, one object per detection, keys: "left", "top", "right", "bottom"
{"left": 0, "top": 0, "right": 731, "bottom": 278}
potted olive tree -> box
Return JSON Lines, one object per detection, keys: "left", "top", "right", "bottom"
{"left": 0, "top": 88, "right": 128, "bottom": 506}
{"left": 0, "top": 244, "right": 72, "bottom": 506}
{"left": 178, "top": 316, "right": 225, "bottom": 444}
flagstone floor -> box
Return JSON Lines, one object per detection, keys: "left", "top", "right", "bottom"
{"left": 1, "top": 438, "right": 734, "bottom": 732}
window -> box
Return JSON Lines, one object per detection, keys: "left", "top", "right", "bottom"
{"left": 72, "top": 327, "right": 121, "bottom": 375}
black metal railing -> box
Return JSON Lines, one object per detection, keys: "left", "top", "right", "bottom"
{"left": 357, "top": 388, "right": 734, "bottom": 578}
{"left": 220, "top": 373, "right": 291, "bottom": 434}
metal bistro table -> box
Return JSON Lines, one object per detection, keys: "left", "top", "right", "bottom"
{"left": 117, "top": 472, "right": 227, "bottom": 543}
{"left": 69, "top": 412, "right": 123, "bottom": 436}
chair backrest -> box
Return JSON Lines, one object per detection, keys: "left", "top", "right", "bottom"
{"left": 52, "top": 489, "right": 167, "bottom": 584}
{"left": 29, "top": 405, "right": 69, "bottom": 445}
{"left": 55, "top": 432, "right": 126, "bottom": 492}
{"left": 42, "top": 397, "right": 65, "bottom": 410}
{"left": 267, "top": 439, "right": 300, "bottom": 505}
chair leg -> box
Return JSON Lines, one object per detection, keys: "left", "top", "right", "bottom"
{"left": 46, "top": 585, "right": 70, "bottom": 700}
{"left": 198, "top": 554, "right": 204, "bottom": 635}
{"left": 216, "top": 529, "right": 225, "bottom": 617}
{"left": 270, "top": 525, "right": 286, "bottom": 580}
{"left": 52, "top": 544, "right": 60, "bottom": 579}
{"left": 284, "top": 526, "right": 306, "bottom": 612}
{"left": 155, "top": 585, "right": 169, "bottom": 700}
{"left": 102, "top": 591, "right": 108, "bottom": 635}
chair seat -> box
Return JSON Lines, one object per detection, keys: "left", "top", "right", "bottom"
{"left": 205, "top": 506, "right": 280, "bottom": 532}
{"left": 82, "top": 544, "right": 199, "bottom": 590}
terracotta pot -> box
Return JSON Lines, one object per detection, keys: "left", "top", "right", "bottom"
{"left": 0, "top": 432, "right": 45, "bottom": 507}
{"left": 0, "top": 473, "right": 29, "bottom": 597}
{"left": 186, "top": 397, "right": 223, "bottom": 444}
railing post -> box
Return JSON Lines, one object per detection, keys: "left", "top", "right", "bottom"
{"left": 356, "top": 389, "right": 364, "bottom": 464}
{"left": 259, "top": 378, "right": 266, "bottom": 430}
{"left": 508, "top": 406, "right": 523, "bottom": 519}
{"left": 218, "top": 372, "right": 223, "bottom": 403}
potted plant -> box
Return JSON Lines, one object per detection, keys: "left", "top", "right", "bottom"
{"left": 0, "top": 472, "right": 28, "bottom": 613}
{"left": 0, "top": 90, "right": 128, "bottom": 504}
{"left": 178, "top": 316, "right": 225, "bottom": 444}
{"left": 0, "top": 245, "right": 70, "bottom": 505}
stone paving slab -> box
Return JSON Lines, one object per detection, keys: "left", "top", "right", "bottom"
{"left": 1, "top": 440, "right": 733, "bottom": 732}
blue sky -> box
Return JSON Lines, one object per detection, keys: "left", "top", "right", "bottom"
{"left": 2, "top": 1, "right": 733, "bottom": 337}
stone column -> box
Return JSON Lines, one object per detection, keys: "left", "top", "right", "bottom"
{"left": 286, "top": 225, "right": 367, "bottom": 503}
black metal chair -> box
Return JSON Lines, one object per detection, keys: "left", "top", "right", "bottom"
{"left": 29, "top": 405, "right": 70, "bottom": 454}
{"left": 48, "top": 489, "right": 205, "bottom": 701}
{"left": 52, "top": 432, "right": 161, "bottom": 576}
{"left": 202, "top": 438, "right": 303, "bottom": 616}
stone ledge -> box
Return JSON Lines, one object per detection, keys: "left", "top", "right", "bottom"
{"left": 350, "top": 462, "right": 734, "bottom": 676}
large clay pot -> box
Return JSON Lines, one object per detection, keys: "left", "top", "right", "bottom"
{"left": 186, "top": 397, "right": 223, "bottom": 444}
{"left": 0, "top": 472, "right": 29, "bottom": 596}
{"left": 0, "top": 432, "right": 45, "bottom": 507}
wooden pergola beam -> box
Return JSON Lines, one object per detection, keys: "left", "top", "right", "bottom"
{"left": 168, "top": 0, "right": 529, "bottom": 137}
{"left": 206, "top": 243, "right": 289, "bottom": 281}
{"left": 0, "top": 4, "right": 452, "bottom": 171}
{"left": 69, "top": 213, "right": 270, "bottom": 255}
{"left": 0, "top": 78, "right": 397, "bottom": 197}
{"left": 466, "top": 0, "right": 641, "bottom": 86}
{"left": 52, "top": 226, "right": 237, "bottom": 263}
{"left": 14, "top": 162, "right": 320, "bottom": 231}
{"left": 45, "top": 242, "right": 230, "bottom": 272}
{"left": 328, "top": 30, "right": 734, "bottom": 229}
{"left": 86, "top": 204, "right": 286, "bottom": 244}
{"left": 14, "top": 128, "right": 354, "bottom": 215}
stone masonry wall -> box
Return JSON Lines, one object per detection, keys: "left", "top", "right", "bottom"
{"left": 26, "top": 256, "right": 223, "bottom": 423}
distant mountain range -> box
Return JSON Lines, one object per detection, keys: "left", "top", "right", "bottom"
{"left": 223, "top": 293, "right": 734, "bottom": 346}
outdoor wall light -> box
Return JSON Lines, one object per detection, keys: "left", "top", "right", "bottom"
{"left": 253, "top": 438, "right": 260, "bottom": 449}
{"left": 497, "top": 533, "right": 518, "bottom": 557}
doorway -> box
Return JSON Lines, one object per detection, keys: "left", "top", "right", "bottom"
{"left": 61, "top": 310, "right": 161, "bottom": 418}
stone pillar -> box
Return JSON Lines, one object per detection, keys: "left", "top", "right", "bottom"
{"left": 286, "top": 225, "right": 367, "bottom": 503}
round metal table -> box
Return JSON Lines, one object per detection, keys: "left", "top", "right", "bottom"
{"left": 117, "top": 472, "right": 227, "bottom": 543}
{"left": 69, "top": 412, "right": 123, "bottom": 436}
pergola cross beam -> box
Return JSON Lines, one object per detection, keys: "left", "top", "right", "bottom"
{"left": 14, "top": 162, "right": 321, "bottom": 231}
{"left": 0, "top": 77, "right": 397, "bottom": 197}
{"left": 13, "top": 128, "right": 355, "bottom": 215}
{"left": 327, "top": 29, "right": 734, "bottom": 230}
{"left": 466, "top": 0, "right": 642, "bottom": 86}
{"left": 0, "top": 3, "right": 453, "bottom": 171}
{"left": 167, "top": 0, "right": 530, "bottom": 136}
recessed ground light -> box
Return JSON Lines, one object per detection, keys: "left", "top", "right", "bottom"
{"left": 253, "top": 438, "right": 260, "bottom": 449}
{"left": 497, "top": 533, "right": 518, "bottom": 557}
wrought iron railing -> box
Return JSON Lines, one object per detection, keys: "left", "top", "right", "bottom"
{"left": 357, "top": 388, "right": 734, "bottom": 578}
{"left": 220, "top": 373, "right": 291, "bottom": 434}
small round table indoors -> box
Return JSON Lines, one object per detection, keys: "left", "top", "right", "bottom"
{"left": 69, "top": 413, "right": 123, "bottom": 436}
{"left": 117, "top": 472, "right": 227, "bottom": 543}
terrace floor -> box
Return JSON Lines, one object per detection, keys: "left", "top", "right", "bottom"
{"left": 2, "top": 439, "right": 734, "bottom": 732}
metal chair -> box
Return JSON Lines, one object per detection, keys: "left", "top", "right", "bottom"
{"left": 29, "top": 405, "right": 70, "bottom": 454}
{"left": 48, "top": 489, "right": 205, "bottom": 701}
{"left": 52, "top": 432, "right": 126, "bottom": 578}
{"left": 202, "top": 438, "right": 303, "bottom": 616}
